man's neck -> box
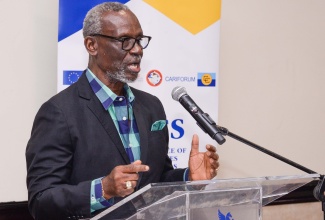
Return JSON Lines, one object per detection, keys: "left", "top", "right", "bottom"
{"left": 88, "top": 66, "right": 125, "bottom": 96}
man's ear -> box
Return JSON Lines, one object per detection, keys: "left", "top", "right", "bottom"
{"left": 84, "top": 36, "right": 98, "bottom": 55}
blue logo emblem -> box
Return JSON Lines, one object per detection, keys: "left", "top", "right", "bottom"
{"left": 63, "top": 71, "right": 83, "bottom": 85}
{"left": 218, "top": 209, "right": 234, "bottom": 220}
{"left": 197, "top": 73, "right": 216, "bottom": 87}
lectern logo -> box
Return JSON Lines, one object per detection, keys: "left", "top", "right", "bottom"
{"left": 218, "top": 209, "right": 234, "bottom": 220}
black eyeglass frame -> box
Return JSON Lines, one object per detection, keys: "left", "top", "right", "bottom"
{"left": 90, "top": 34, "right": 152, "bottom": 51}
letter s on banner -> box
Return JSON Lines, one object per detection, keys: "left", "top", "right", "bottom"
{"left": 170, "top": 119, "right": 184, "bottom": 139}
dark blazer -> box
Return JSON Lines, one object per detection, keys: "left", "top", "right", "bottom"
{"left": 26, "top": 72, "right": 185, "bottom": 220}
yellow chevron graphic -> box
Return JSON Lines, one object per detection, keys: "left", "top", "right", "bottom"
{"left": 143, "top": 0, "right": 221, "bottom": 34}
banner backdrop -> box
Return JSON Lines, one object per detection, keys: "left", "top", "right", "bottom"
{"left": 58, "top": 0, "right": 221, "bottom": 169}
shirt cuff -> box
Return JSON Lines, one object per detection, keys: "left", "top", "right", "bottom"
{"left": 183, "top": 168, "right": 190, "bottom": 181}
{"left": 90, "top": 177, "right": 114, "bottom": 213}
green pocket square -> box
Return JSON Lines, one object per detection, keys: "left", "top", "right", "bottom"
{"left": 151, "top": 120, "right": 167, "bottom": 131}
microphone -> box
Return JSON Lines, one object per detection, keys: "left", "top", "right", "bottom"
{"left": 171, "top": 86, "right": 226, "bottom": 145}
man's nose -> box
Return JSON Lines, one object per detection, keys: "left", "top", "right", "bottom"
{"left": 129, "top": 40, "right": 143, "bottom": 55}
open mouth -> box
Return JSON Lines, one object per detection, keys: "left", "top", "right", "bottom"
{"left": 127, "top": 63, "right": 141, "bottom": 73}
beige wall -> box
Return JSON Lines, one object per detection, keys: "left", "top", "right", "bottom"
{"left": 0, "top": 1, "right": 324, "bottom": 219}
{"left": 218, "top": 0, "right": 325, "bottom": 179}
{"left": 263, "top": 202, "right": 322, "bottom": 220}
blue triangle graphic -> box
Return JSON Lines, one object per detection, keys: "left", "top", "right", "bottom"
{"left": 59, "top": 0, "right": 130, "bottom": 42}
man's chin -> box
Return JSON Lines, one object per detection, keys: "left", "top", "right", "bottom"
{"left": 117, "top": 75, "right": 138, "bottom": 84}
{"left": 105, "top": 71, "right": 138, "bottom": 84}
{"left": 124, "top": 77, "right": 138, "bottom": 84}
{"left": 125, "top": 72, "right": 139, "bottom": 83}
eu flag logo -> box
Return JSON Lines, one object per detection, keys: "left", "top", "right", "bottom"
{"left": 63, "top": 71, "right": 83, "bottom": 85}
{"left": 197, "top": 73, "right": 216, "bottom": 87}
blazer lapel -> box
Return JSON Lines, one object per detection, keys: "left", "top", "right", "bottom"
{"left": 77, "top": 72, "right": 130, "bottom": 164}
{"left": 133, "top": 100, "right": 149, "bottom": 166}
{"left": 133, "top": 97, "right": 151, "bottom": 190}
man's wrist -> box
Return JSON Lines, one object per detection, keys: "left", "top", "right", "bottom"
{"left": 101, "top": 177, "right": 110, "bottom": 200}
{"left": 91, "top": 177, "right": 115, "bottom": 213}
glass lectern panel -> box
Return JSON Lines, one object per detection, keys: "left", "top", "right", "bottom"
{"left": 89, "top": 174, "right": 319, "bottom": 220}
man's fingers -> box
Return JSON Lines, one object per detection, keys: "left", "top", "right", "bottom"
{"left": 123, "top": 180, "right": 137, "bottom": 190}
{"left": 206, "top": 144, "right": 216, "bottom": 152}
{"left": 206, "top": 145, "right": 219, "bottom": 160}
{"left": 190, "top": 134, "right": 199, "bottom": 155}
{"left": 132, "top": 160, "right": 142, "bottom": 165}
{"left": 207, "top": 151, "right": 219, "bottom": 160}
{"left": 122, "top": 160, "right": 149, "bottom": 173}
{"left": 210, "top": 160, "right": 220, "bottom": 170}
{"left": 103, "top": 161, "right": 150, "bottom": 198}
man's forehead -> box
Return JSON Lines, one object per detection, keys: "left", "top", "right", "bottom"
{"left": 101, "top": 10, "right": 142, "bottom": 35}
{"left": 102, "top": 10, "right": 135, "bottom": 24}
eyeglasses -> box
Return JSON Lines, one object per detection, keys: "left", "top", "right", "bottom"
{"left": 90, "top": 34, "right": 152, "bottom": 51}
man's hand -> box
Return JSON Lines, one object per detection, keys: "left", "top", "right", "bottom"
{"left": 101, "top": 160, "right": 149, "bottom": 199}
{"left": 189, "top": 134, "right": 220, "bottom": 180}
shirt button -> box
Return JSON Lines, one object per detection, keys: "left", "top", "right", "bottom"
{"left": 122, "top": 116, "right": 127, "bottom": 120}
{"left": 119, "top": 97, "right": 123, "bottom": 101}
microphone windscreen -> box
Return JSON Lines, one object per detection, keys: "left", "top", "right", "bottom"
{"left": 171, "top": 86, "right": 187, "bottom": 101}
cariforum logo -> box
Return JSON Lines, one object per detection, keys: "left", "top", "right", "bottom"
{"left": 197, "top": 73, "right": 216, "bottom": 87}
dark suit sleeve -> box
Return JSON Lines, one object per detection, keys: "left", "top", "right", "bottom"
{"left": 26, "top": 100, "right": 91, "bottom": 220}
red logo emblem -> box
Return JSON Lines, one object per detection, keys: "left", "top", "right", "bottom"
{"left": 146, "top": 70, "right": 163, "bottom": 87}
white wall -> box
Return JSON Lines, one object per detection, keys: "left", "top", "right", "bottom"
{"left": 0, "top": 0, "right": 324, "bottom": 203}
{"left": 0, "top": 0, "right": 58, "bottom": 202}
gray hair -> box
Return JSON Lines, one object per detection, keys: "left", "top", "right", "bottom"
{"left": 83, "top": 2, "right": 129, "bottom": 37}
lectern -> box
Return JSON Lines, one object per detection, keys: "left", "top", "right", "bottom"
{"left": 89, "top": 174, "right": 319, "bottom": 220}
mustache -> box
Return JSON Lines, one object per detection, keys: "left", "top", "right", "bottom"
{"left": 129, "top": 54, "right": 142, "bottom": 63}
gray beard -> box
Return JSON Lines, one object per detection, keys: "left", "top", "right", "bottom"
{"left": 105, "top": 68, "right": 137, "bottom": 84}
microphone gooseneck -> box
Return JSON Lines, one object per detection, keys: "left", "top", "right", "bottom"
{"left": 172, "top": 86, "right": 324, "bottom": 215}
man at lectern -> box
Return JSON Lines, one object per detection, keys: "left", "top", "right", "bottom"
{"left": 26, "top": 2, "right": 220, "bottom": 219}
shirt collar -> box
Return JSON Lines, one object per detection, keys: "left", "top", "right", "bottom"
{"left": 85, "top": 69, "right": 135, "bottom": 110}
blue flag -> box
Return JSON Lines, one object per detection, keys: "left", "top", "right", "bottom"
{"left": 63, "top": 71, "right": 83, "bottom": 85}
